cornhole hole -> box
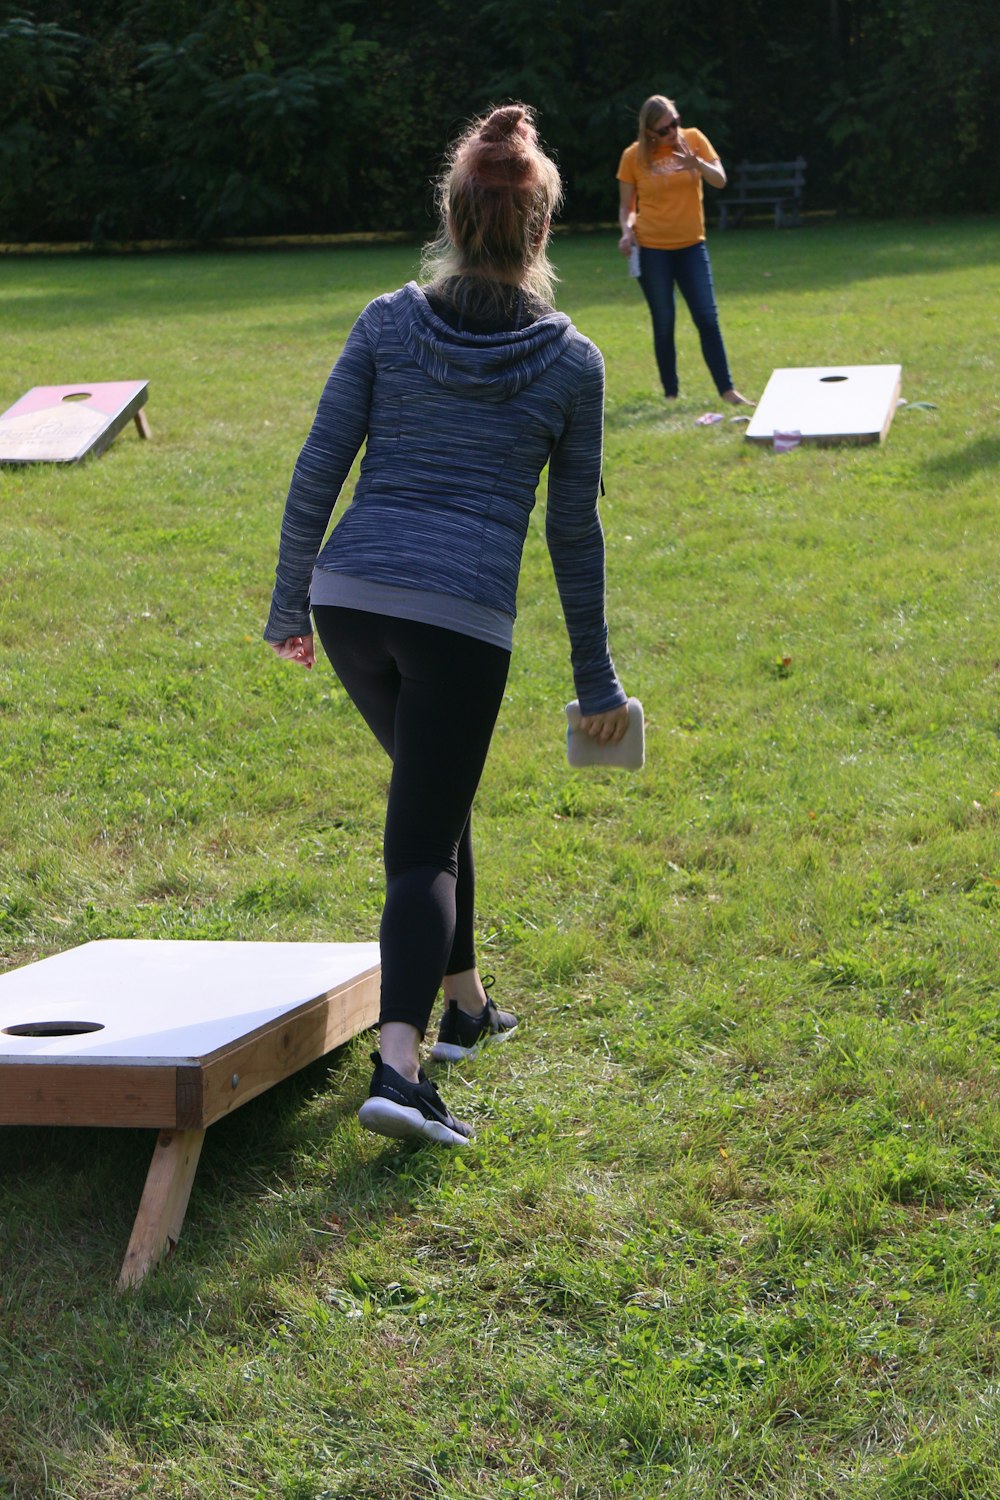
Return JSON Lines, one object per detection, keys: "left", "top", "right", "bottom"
{"left": 746, "top": 365, "right": 902, "bottom": 446}
{"left": 0, "top": 938, "right": 380, "bottom": 1288}
{"left": 0, "top": 380, "right": 150, "bottom": 464}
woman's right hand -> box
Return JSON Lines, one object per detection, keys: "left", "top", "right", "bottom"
{"left": 618, "top": 231, "right": 635, "bottom": 257}
{"left": 268, "top": 634, "right": 315, "bottom": 669}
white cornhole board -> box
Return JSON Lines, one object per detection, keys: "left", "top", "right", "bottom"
{"left": 746, "top": 364, "right": 902, "bottom": 446}
{"left": 0, "top": 939, "right": 379, "bottom": 1287}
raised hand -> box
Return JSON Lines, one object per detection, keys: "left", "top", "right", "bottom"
{"left": 673, "top": 131, "right": 701, "bottom": 174}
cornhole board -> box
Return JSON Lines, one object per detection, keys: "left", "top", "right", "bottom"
{"left": 0, "top": 938, "right": 380, "bottom": 1288}
{"left": 746, "top": 364, "right": 902, "bottom": 446}
{"left": 0, "top": 380, "right": 150, "bottom": 464}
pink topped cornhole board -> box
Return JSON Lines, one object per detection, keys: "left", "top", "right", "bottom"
{"left": 0, "top": 380, "right": 150, "bottom": 464}
{"left": 746, "top": 364, "right": 902, "bottom": 446}
{"left": 0, "top": 939, "right": 380, "bottom": 1288}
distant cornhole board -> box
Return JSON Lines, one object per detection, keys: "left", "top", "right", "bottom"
{"left": 0, "top": 939, "right": 380, "bottom": 1288}
{"left": 746, "top": 365, "right": 902, "bottom": 446}
{"left": 0, "top": 380, "right": 150, "bottom": 464}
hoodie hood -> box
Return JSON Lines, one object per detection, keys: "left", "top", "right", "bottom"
{"left": 390, "top": 281, "right": 576, "bottom": 402}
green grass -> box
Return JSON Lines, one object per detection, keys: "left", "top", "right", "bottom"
{"left": 1, "top": 218, "right": 999, "bottom": 1499}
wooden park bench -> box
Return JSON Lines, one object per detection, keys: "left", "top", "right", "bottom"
{"left": 717, "top": 157, "right": 806, "bottom": 229}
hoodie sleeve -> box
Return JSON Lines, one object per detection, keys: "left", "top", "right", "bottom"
{"left": 545, "top": 339, "right": 626, "bottom": 715}
{"left": 263, "top": 300, "right": 383, "bottom": 642}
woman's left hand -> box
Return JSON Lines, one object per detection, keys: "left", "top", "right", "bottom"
{"left": 674, "top": 134, "right": 701, "bottom": 175}
{"left": 578, "top": 703, "right": 631, "bottom": 745}
{"left": 269, "top": 634, "right": 315, "bottom": 669}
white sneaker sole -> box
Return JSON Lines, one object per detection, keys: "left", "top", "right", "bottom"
{"left": 358, "top": 1096, "right": 471, "bottom": 1147}
{"left": 429, "top": 1021, "right": 519, "bottom": 1064}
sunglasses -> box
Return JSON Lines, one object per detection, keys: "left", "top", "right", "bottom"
{"left": 651, "top": 118, "right": 680, "bottom": 137}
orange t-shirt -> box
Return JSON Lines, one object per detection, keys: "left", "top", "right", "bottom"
{"left": 616, "top": 128, "right": 718, "bottom": 249}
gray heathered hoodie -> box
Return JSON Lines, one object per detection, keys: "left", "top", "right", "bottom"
{"left": 265, "top": 281, "right": 624, "bottom": 714}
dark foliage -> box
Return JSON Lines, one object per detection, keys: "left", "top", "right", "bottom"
{"left": 0, "top": 0, "right": 996, "bottom": 241}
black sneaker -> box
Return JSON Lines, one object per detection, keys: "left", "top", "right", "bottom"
{"left": 429, "top": 978, "right": 519, "bottom": 1062}
{"left": 357, "top": 1052, "right": 472, "bottom": 1146}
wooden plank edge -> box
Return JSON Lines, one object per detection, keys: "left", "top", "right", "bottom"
{"left": 192, "top": 969, "right": 380, "bottom": 1129}
{"left": 0, "top": 1062, "right": 181, "bottom": 1128}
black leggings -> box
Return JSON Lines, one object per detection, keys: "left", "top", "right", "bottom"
{"left": 312, "top": 605, "right": 510, "bottom": 1036}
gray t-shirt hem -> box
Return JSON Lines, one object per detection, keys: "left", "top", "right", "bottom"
{"left": 309, "top": 569, "right": 513, "bottom": 652}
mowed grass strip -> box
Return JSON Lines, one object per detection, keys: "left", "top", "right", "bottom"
{"left": 1, "top": 219, "right": 999, "bottom": 1499}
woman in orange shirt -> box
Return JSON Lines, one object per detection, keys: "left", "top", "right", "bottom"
{"left": 617, "top": 94, "right": 751, "bottom": 405}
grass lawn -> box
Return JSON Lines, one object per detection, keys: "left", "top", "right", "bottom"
{"left": 1, "top": 217, "right": 999, "bottom": 1499}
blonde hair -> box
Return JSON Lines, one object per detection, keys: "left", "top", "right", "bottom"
{"left": 636, "top": 94, "right": 678, "bottom": 171}
{"left": 422, "top": 103, "right": 563, "bottom": 306}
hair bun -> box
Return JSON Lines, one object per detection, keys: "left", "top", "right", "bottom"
{"left": 480, "top": 105, "right": 532, "bottom": 148}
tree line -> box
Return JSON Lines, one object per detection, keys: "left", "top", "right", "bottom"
{"left": 2, "top": 0, "right": 997, "bottom": 244}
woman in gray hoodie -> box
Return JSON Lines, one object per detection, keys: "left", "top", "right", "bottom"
{"left": 265, "top": 103, "right": 627, "bottom": 1145}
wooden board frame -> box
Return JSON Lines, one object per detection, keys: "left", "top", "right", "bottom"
{"left": 0, "top": 941, "right": 380, "bottom": 1287}
{"left": 0, "top": 969, "right": 379, "bottom": 1131}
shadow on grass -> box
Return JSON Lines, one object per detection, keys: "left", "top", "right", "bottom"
{"left": 0, "top": 243, "right": 422, "bottom": 333}
{"left": 2, "top": 219, "right": 997, "bottom": 337}
{"left": 692, "top": 215, "right": 1000, "bottom": 292}
{"left": 0, "top": 1034, "right": 452, "bottom": 1293}
{"left": 0, "top": 1038, "right": 466, "bottom": 1497}
{"left": 918, "top": 434, "right": 1000, "bottom": 487}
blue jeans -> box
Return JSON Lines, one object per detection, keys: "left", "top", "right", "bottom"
{"left": 638, "top": 241, "right": 733, "bottom": 397}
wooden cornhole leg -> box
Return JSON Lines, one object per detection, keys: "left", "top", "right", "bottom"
{"left": 133, "top": 408, "right": 151, "bottom": 439}
{"left": 118, "top": 1127, "right": 206, "bottom": 1290}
